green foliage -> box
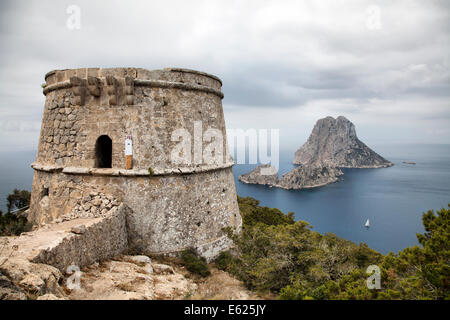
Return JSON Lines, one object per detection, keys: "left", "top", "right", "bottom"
{"left": 416, "top": 206, "right": 450, "bottom": 297}
{"left": 222, "top": 196, "right": 449, "bottom": 300}
{"left": 7, "top": 189, "right": 30, "bottom": 213}
{"left": 0, "top": 211, "right": 31, "bottom": 236}
{"left": 243, "top": 206, "right": 295, "bottom": 227}
{"left": 0, "top": 189, "right": 32, "bottom": 236}
{"left": 214, "top": 251, "right": 234, "bottom": 271}
{"left": 320, "top": 205, "right": 450, "bottom": 300}
{"left": 148, "top": 167, "right": 154, "bottom": 176}
{"left": 222, "top": 197, "right": 382, "bottom": 295}
{"left": 237, "top": 196, "right": 295, "bottom": 227}
{"left": 180, "top": 248, "right": 211, "bottom": 277}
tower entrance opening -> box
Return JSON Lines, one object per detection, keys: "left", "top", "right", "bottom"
{"left": 95, "top": 135, "right": 112, "bottom": 168}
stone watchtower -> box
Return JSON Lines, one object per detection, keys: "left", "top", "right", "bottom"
{"left": 29, "top": 67, "right": 241, "bottom": 259}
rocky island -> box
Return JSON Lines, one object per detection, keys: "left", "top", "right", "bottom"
{"left": 239, "top": 116, "right": 393, "bottom": 190}
{"left": 294, "top": 116, "right": 393, "bottom": 168}
{"left": 277, "top": 164, "right": 343, "bottom": 190}
{"left": 239, "top": 164, "right": 343, "bottom": 190}
{"left": 238, "top": 164, "right": 279, "bottom": 186}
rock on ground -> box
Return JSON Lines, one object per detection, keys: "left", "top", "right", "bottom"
{"left": 65, "top": 256, "right": 196, "bottom": 300}
{"left": 0, "top": 273, "right": 28, "bottom": 300}
{"left": 189, "top": 269, "right": 261, "bottom": 300}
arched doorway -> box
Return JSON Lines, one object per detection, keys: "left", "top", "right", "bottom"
{"left": 95, "top": 135, "right": 112, "bottom": 168}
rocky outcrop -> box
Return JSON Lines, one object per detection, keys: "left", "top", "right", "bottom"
{"left": 238, "top": 164, "right": 343, "bottom": 190}
{"left": 66, "top": 256, "right": 197, "bottom": 300}
{"left": 0, "top": 256, "right": 64, "bottom": 299}
{"left": 0, "top": 272, "right": 28, "bottom": 300}
{"left": 277, "top": 164, "right": 343, "bottom": 190}
{"left": 238, "top": 164, "right": 279, "bottom": 186}
{"left": 294, "top": 116, "right": 393, "bottom": 168}
{"left": 1, "top": 251, "right": 257, "bottom": 300}
{"left": 239, "top": 116, "right": 392, "bottom": 190}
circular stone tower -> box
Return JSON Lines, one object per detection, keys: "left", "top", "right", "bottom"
{"left": 29, "top": 67, "right": 241, "bottom": 259}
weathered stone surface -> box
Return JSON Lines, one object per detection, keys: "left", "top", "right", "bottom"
{"left": 29, "top": 168, "right": 240, "bottom": 262}
{"left": 0, "top": 273, "right": 27, "bottom": 300}
{"left": 62, "top": 192, "right": 120, "bottom": 221}
{"left": 32, "top": 204, "right": 129, "bottom": 272}
{"left": 37, "top": 293, "right": 65, "bottom": 300}
{"left": 153, "top": 264, "right": 174, "bottom": 275}
{"left": 19, "top": 273, "right": 46, "bottom": 293}
{"left": 127, "top": 255, "right": 151, "bottom": 265}
{"left": 1, "top": 246, "right": 256, "bottom": 300}
{"left": 70, "top": 224, "right": 86, "bottom": 234}
{"left": 0, "top": 256, "right": 63, "bottom": 298}
{"left": 65, "top": 257, "right": 196, "bottom": 300}
{"left": 37, "top": 68, "right": 228, "bottom": 170}
{"left": 29, "top": 67, "right": 241, "bottom": 262}
{"left": 294, "top": 116, "right": 393, "bottom": 168}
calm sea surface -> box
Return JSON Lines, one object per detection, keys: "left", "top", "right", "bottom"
{"left": 0, "top": 144, "right": 449, "bottom": 254}
{"left": 233, "top": 144, "right": 450, "bottom": 254}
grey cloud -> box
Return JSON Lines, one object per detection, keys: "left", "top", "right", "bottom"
{"left": 0, "top": 0, "right": 449, "bottom": 148}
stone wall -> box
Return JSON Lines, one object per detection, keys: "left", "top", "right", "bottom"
{"left": 29, "top": 167, "right": 241, "bottom": 260}
{"left": 32, "top": 204, "right": 129, "bottom": 271}
{"left": 63, "top": 191, "right": 120, "bottom": 220}
{"left": 120, "top": 167, "right": 241, "bottom": 257}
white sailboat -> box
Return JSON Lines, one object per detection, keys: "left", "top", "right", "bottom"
{"left": 365, "top": 219, "right": 370, "bottom": 228}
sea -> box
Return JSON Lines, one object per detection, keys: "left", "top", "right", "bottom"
{"left": 0, "top": 144, "right": 449, "bottom": 255}
{"left": 233, "top": 144, "right": 450, "bottom": 254}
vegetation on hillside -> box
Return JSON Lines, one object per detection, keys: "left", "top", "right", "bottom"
{"left": 180, "top": 248, "right": 211, "bottom": 277}
{"left": 0, "top": 189, "right": 31, "bottom": 236}
{"left": 1, "top": 188, "right": 448, "bottom": 299}
{"left": 216, "top": 196, "right": 449, "bottom": 300}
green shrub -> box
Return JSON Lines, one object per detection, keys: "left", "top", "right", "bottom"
{"left": 0, "top": 211, "right": 32, "bottom": 236}
{"left": 214, "top": 251, "right": 234, "bottom": 271}
{"left": 1, "top": 189, "right": 32, "bottom": 236}
{"left": 237, "top": 196, "right": 294, "bottom": 227}
{"left": 229, "top": 196, "right": 450, "bottom": 300}
{"left": 7, "top": 189, "right": 30, "bottom": 213}
{"left": 243, "top": 206, "right": 295, "bottom": 227}
{"left": 223, "top": 196, "right": 384, "bottom": 296}
{"left": 180, "top": 248, "right": 211, "bottom": 277}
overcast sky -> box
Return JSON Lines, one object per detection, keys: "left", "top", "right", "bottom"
{"left": 0, "top": 0, "right": 449, "bottom": 151}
